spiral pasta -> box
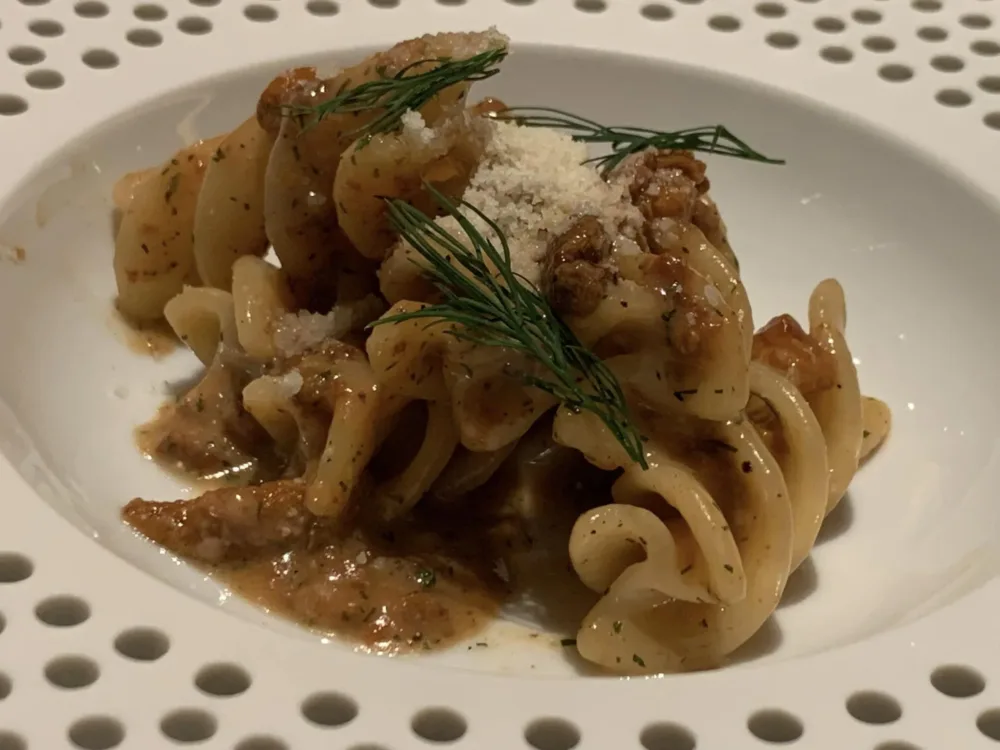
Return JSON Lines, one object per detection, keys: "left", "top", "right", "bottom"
{"left": 118, "top": 27, "right": 890, "bottom": 676}
{"left": 552, "top": 279, "right": 886, "bottom": 672}
{"left": 113, "top": 29, "right": 509, "bottom": 320}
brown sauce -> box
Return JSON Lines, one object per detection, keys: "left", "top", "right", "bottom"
{"left": 220, "top": 524, "right": 507, "bottom": 654}
{"left": 135, "top": 355, "right": 282, "bottom": 485}
{"left": 112, "top": 307, "right": 179, "bottom": 359}
{"left": 125, "top": 416, "right": 606, "bottom": 655}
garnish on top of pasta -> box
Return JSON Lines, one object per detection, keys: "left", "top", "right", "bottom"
{"left": 114, "top": 28, "right": 891, "bottom": 675}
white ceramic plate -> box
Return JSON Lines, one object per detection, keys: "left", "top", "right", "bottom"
{"left": 1, "top": 2, "right": 999, "bottom": 749}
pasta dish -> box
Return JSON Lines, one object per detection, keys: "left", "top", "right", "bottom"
{"left": 113, "top": 28, "right": 890, "bottom": 674}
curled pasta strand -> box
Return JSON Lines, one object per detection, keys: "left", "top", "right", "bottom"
{"left": 163, "top": 286, "right": 239, "bottom": 366}
{"left": 231, "top": 255, "right": 295, "bottom": 360}
{"left": 114, "top": 136, "right": 224, "bottom": 321}
{"left": 611, "top": 461, "right": 746, "bottom": 604}
{"left": 241, "top": 371, "right": 306, "bottom": 453}
{"left": 372, "top": 400, "right": 459, "bottom": 521}
{"left": 860, "top": 396, "right": 891, "bottom": 463}
{"left": 807, "top": 279, "right": 864, "bottom": 513}
{"left": 306, "top": 357, "right": 382, "bottom": 518}
{"left": 334, "top": 110, "right": 493, "bottom": 262}
{"left": 264, "top": 31, "right": 501, "bottom": 305}
{"left": 569, "top": 504, "right": 716, "bottom": 605}
{"left": 748, "top": 361, "right": 829, "bottom": 571}
{"left": 192, "top": 116, "right": 274, "bottom": 290}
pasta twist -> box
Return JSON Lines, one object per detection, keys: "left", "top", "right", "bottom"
{"left": 553, "top": 280, "right": 887, "bottom": 674}
{"left": 365, "top": 301, "right": 554, "bottom": 519}
{"left": 113, "top": 29, "right": 509, "bottom": 320}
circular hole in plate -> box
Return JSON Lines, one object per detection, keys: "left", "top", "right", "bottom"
{"left": 75, "top": 1, "right": 109, "bottom": 17}
{"left": 931, "top": 55, "right": 965, "bottom": 72}
{"left": 846, "top": 691, "right": 902, "bottom": 724}
{"left": 8, "top": 46, "right": 45, "bottom": 65}
{"left": 675, "top": 0, "right": 702, "bottom": 4}
{"left": 235, "top": 737, "right": 289, "bottom": 750}
{"left": 244, "top": 4, "right": 277, "bottom": 21}
{"left": 575, "top": 0, "right": 606, "bottom": 12}
{"left": 0, "top": 95, "right": 28, "bottom": 116}
{"left": 639, "top": 722, "right": 697, "bottom": 750}
{"left": 0, "top": 672, "right": 10, "bottom": 700}
{"left": 35, "top": 595, "right": 90, "bottom": 626}
{"left": 0, "top": 611, "right": 5, "bottom": 635}
{"left": 747, "top": 710, "right": 804, "bottom": 743}
{"left": 306, "top": 0, "right": 339, "bottom": 13}
{"left": 931, "top": 665, "right": 987, "bottom": 697}
{"left": 160, "top": 709, "right": 217, "bottom": 743}
{"left": 524, "top": 718, "right": 581, "bottom": 750}
{"left": 195, "top": 663, "right": 252, "bottom": 696}
{"left": 880, "top": 64, "right": 914, "bottom": 81}
{"left": 68, "top": 717, "right": 125, "bottom": 750}
{"left": 756, "top": 2, "right": 787, "bottom": 17}
{"left": 979, "top": 709, "right": 1000, "bottom": 741}
{"left": 912, "top": 0, "right": 941, "bottom": 10}
{"left": 412, "top": 708, "right": 467, "bottom": 743}
{"left": 126, "top": 28, "right": 162, "bottom": 46}
{"left": 972, "top": 40, "right": 1000, "bottom": 56}
{"left": 134, "top": 3, "right": 167, "bottom": 20}
{"left": 874, "top": 744, "right": 922, "bottom": 750}
{"left": 853, "top": 8, "right": 881, "bottom": 23}
{"left": 641, "top": 3, "right": 673, "bottom": 20}
{"left": 28, "top": 19, "right": 63, "bottom": 36}
{"left": 709, "top": 15, "right": 742, "bottom": 31}
{"left": 961, "top": 13, "right": 992, "bottom": 28}
{"left": 18, "top": 0, "right": 50, "bottom": 4}
{"left": 822, "top": 45, "right": 854, "bottom": 62}
{"left": 917, "top": 26, "right": 947, "bottom": 41}
{"left": 767, "top": 31, "right": 799, "bottom": 48}
{"left": 863, "top": 35, "right": 896, "bottom": 52}
{"left": 937, "top": 88, "right": 972, "bottom": 106}
{"left": 114, "top": 627, "right": 169, "bottom": 660}
{"left": 986, "top": 112, "right": 1000, "bottom": 130}
{"left": 0, "top": 554, "right": 33, "bottom": 583}
{"left": 369, "top": 0, "right": 401, "bottom": 6}
{"left": 189, "top": 0, "right": 220, "bottom": 5}
{"left": 26, "top": 69, "right": 64, "bottom": 89}
{"left": 82, "top": 49, "right": 119, "bottom": 69}
{"left": 302, "top": 692, "right": 359, "bottom": 727}
{"left": 815, "top": 16, "right": 846, "bottom": 32}
{"left": 177, "top": 15, "right": 212, "bottom": 33}
{"left": 0, "top": 733, "right": 25, "bottom": 750}
{"left": 980, "top": 76, "right": 1000, "bottom": 94}
{"left": 45, "top": 655, "right": 100, "bottom": 689}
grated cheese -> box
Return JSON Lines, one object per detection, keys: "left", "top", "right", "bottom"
{"left": 400, "top": 110, "right": 434, "bottom": 146}
{"left": 451, "top": 120, "right": 641, "bottom": 284}
{"left": 272, "top": 295, "right": 385, "bottom": 357}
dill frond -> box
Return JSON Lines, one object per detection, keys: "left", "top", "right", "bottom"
{"left": 501, "top": 106, "right": 784, "bottom": 175}
{"left": 294, "top": 48, "right": 508, "bottom": 141}
{"left": 369, "top": 186, "right": 648, "bottom": 469}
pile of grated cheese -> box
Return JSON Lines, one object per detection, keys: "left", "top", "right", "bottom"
{"left": 452, "top": 120, "right": 642, "bottom": 285}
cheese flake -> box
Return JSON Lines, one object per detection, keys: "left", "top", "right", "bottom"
{"left": 454, "top": 121, "right": 640, "bottom": 284}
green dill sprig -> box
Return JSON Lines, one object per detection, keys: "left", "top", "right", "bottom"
{"left": 368, "top": 185, "right": 648, "bottom": 470}
{"left": 294, "top": 48, "right": 507, "bottom": 140}
{"left": 500, "top": 106, "right": 784, "bottom": 175}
